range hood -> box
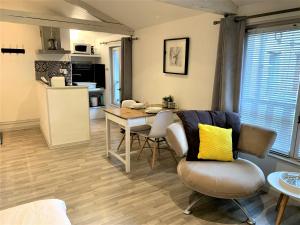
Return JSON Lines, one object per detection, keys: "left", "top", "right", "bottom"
{"left": 39, "top": 26, "right": 71, "bottom": 54}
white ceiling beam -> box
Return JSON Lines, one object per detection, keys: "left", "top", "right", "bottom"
{"left": 159, "top": 0, "right": 238, "bottom": 15}
{"left": 0, "top": 9, "right": 134, "bottom": 35}
{"left": 64, "top": 0, "right": 133, "bottom": 31}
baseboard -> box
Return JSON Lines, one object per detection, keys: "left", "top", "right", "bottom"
{"left": 0, "top": 119, "right": 39, "bottom": 131}
{"left": 48, "top": 140, "right": 90, "bottom": 149}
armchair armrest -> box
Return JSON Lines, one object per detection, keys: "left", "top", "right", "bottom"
{"left": 166, "top": 122, "right": 188, "bottom": 157}
{"left": 238, "top": 124, "right": 277, "bottom": 158}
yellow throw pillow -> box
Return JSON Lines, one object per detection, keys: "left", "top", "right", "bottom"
{"left": 198, "top": 124, "right": 233, "bottom": 161}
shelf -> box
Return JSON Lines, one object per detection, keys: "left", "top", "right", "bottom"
{"left": 90, "top": 105, "right": 105, "bottom": 109}
{"left": 88, "top": 88, "right": 104, "bottom": 92}
{"left": 71, "top": 54, "right": 101, "bottom": 58}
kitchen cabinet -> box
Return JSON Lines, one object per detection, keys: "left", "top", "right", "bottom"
{"left": 37, "top": 81, "right": 90, "bottom": 148}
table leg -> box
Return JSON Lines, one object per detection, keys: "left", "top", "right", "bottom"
{"left": 105, "top": 116, "right": 111, "bottom": 157}
{"left": 151, "top": 141, "right": 158, "bottom": 169}
{"left": 275, "top": 194, "right": 289, "bottom": 225}
{"left": 125, "top": 125, "right": 131, "bottom": 173}
{"left": 276, "top": 193, "right": 284, "bottom": 211}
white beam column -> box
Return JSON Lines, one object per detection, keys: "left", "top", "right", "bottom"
{"left": 0, "top": 9, "right": 134, "bottom": 35}
{"left": 159, "top": 0, "right": 238, "bottom": 15}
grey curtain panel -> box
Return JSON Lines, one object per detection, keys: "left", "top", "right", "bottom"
{"left": 120, "top": 37, "right": 133, "bottom": 101}
{"left": 212, "top": 16, "right": 246, "bottom": 113}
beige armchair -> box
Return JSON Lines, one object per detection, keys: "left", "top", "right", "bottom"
{"left": 167, "top": 122, "right": 276, "bottom": 225}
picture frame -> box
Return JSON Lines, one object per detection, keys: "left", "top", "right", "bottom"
{"left": 163, "top": 37, "right": 189, "bottom": 75}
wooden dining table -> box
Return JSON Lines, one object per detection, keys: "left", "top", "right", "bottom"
{"left": 104, "top": 107, "right": 179, "bottom": 173}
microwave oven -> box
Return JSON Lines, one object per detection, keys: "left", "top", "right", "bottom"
{"left": 73, "top": 43, "right": 91, "bottom": 55}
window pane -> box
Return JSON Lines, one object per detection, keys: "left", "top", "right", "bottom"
{"left": 112, "top": 47, "right": 121, "bottom": 105}
{"left": 240, "top": 28, "right": 300, "bottom": 156}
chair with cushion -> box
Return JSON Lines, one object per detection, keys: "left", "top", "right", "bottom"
{"left": 135, "top": 110, "right": 177, "bottom": 168}
{"left": 166, "top": 110, "right": 276, "bottom": 225}
{"left": 117, "top": 100, "right": 151, "bottom": 150}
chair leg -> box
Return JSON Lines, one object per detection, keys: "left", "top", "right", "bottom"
{"left": 137, "top": 135, "right": 141, "bottom": 148}
{"left": 137, "top": 138, "right": 148, "bottom": 160}
{"left": 117, "top": 134, "right": 125, "bottom": 151}
{"left": 151, "top": 141, "right": 158, "bottom": 169}
{"left": 157, "top": 139, "right": 161, "bottom": 159}
{"left": 130, "top": 135, "right": 134, "bottom": 149}
{"left": 0, "top": 131, "right": 3, "bottom": 145}
{"left": 232, "top": 199, "right": 256, "bottom": 225}
{"left": 183, "top": 195, "right": 203, "bottom": 215}
{"left": 163, "top": 138, "right": 178, "bottom": 163}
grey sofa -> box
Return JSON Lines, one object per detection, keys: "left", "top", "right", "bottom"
{"left": 166, "top": 120, "right": 276, "bottom": 225}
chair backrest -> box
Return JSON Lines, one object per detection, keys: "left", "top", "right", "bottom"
{"left": 176, "top": 110, "right": 241, "bottom": 160}
{"left": 149, "top": 110, "right": 174, "bottom": 138}
{"left": 121, "top": 100, "right": 136, "bottom": 108}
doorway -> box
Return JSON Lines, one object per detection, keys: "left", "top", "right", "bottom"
{"left": 110, "top": 46, "right": 121, "bottom": 106}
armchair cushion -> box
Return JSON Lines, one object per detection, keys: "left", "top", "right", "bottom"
{"left": 177, "top": 158, "right": 265, "bottom": 199}
{"left": 177, "top": 110, "right": 240, "bottom": 161}
{"left": 166, "top": 122, "right": 188, "bottom": 157}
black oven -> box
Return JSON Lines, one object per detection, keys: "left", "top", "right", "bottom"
{"left": 72, "top": 63, "right": 105, "bottom": 88}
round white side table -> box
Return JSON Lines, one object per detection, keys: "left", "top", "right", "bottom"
{"left": 267, "top": 172, "right": 300, "bottom": 225}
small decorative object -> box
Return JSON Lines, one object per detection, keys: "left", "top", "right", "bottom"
{"left": 91, "top": 46, "right": 94, "bottom": 55}
{"left": 162, "top": 95, "right": 175, "bottom": 108}
{"left": 163, "top": 37, "right": 189, "bottom": 75}
{"left": 279, "top": 172, "right": 300, "bottom": 194}
{"left": 167, "top": 101, "right": 176, "bottom": 109}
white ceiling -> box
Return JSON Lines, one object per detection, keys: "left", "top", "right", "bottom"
{"left": 232, "top": 0, "right": 262, "bottom": 6}
{"left": 84, "top": 0, "right": 201, "bottom": 29}
{"left": 0, "top": 0, "right": 299, "bottom": 30}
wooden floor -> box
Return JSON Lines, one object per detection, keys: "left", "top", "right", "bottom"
{"left": 0, "top": 119, "right": 299, "bottom": 225}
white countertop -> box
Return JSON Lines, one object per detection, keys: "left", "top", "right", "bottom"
{"left": 37, "top": 81, "right": 88, "bottom": 90}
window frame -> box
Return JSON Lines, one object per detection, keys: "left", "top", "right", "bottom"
{"left": 291, "top": 89, "right": 300, "bottom": 159}
{"left": 241, "top": 24, "right": 300, "bottom": 161}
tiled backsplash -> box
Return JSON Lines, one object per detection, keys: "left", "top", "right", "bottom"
{"left": 35, "top": 61, "right": 72, "bottom": 85}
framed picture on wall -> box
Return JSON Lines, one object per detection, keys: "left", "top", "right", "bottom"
{"left": 163, "top": 37, "right": 189, "bottom": 75}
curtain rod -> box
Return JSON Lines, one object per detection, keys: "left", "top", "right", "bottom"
{"left": 213, "top": 7, "right": 300, "bottom": 25}
{"left": 100, "top": 37, "right": 138, "bottom": 45}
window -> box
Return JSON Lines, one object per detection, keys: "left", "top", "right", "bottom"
{"left": 240, "top": 25, "right": 300, "bottom": 160}
{"left": 110, "top": 47, "right": 121, "bottom": 106}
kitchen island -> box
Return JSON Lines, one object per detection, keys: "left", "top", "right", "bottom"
{"left": 37, "top": 81, "right": 90, "bottom": 148}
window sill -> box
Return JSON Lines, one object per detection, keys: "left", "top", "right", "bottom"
{"left": 268, "top": 153, "right": 300, "bottom": 166}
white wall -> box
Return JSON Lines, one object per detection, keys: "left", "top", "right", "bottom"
{"left": 0, "top": 22, "right": 69, "bottom": 126}
{"left": 69, "top": 29, "right": 104, "bottom": 55}
{"left": 132, "top": 13, "right": 222, "bottom": 109}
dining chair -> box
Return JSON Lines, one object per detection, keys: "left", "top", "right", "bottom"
{"left": 117, "top": 100, "right": 151, "bottom": 151}
{"left": 135, "top": 110, "right": 177, "bottom": 168}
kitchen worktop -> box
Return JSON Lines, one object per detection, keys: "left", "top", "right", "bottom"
{"left": 37, "top": 81, "right": 88, "bottom": 89}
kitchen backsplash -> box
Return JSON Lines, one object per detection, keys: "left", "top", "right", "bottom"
{"left": 35, "top": 60, "right": 72, "bottom": 85}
